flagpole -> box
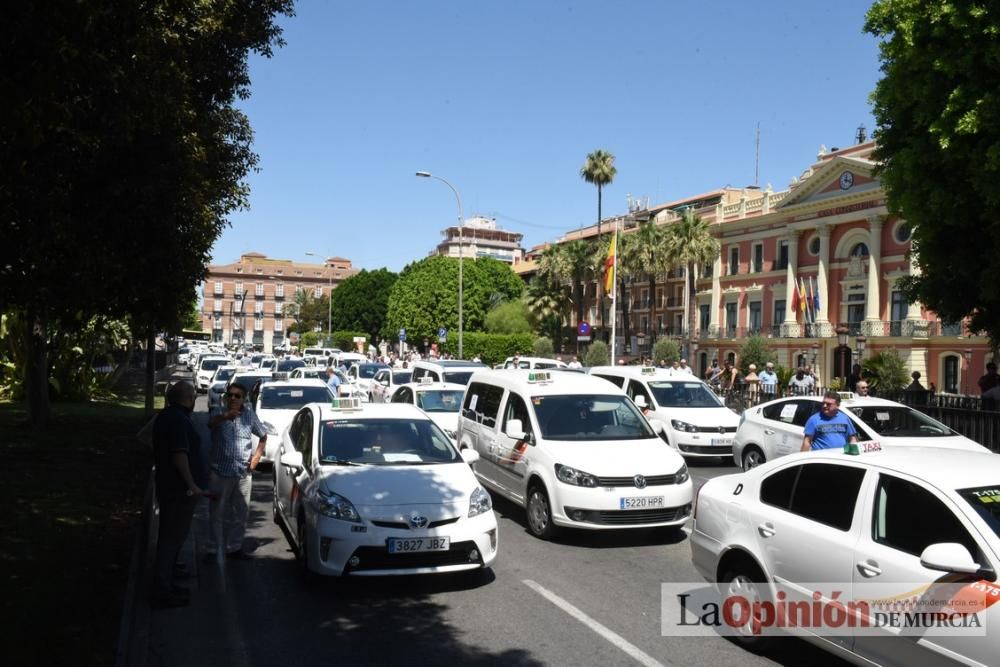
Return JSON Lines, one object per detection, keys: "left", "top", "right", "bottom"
{"left": 609, "top": 221, "right": 619, "bottom": 365}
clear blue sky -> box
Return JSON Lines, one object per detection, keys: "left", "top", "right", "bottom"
{"left": 216, "top": 0, "right": 881, "bottom": 273}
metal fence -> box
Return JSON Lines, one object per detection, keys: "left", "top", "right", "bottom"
{"left": 715, "top": 386, "right": 1000, "bottom": 453}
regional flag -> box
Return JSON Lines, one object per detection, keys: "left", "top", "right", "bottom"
{"left": 798, "top": 277, "right": 808, "bottom": 315}
{"left": 812, "top": 276, "right": 820, "bottom": 312}
{"left": 603, "top": 232, "right": 617, "bottom": 293}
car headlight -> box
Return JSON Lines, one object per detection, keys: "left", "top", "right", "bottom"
{"left": 262, "top": 421, "right": 280, "bottom": 436}
{"left": 307, "top": 487, "right": 361, "bottom": 522}
{"left": 555, "top": 463, "right": 598, "bottom": 487}
{"left": 675, "top": 463, "right": 689, "bottom": 484}
{"left": 670, "top": 419, "right": 699, "bottom": 433}
{"left": 468, "top": 487, "right": 492, "bottom": 517}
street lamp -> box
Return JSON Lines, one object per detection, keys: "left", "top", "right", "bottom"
{"left": 416, "top": 171, "right": 465, "bottom": 358}
{"left": 811, "top": 342, "right": 819, "bottom": 367}
{"left": 304, "top": 251, "right": 333, "bottom": 344}
{"left": 964, "top": 348, "right": 973, "bottom": 395}
{"left": 837, "top": 325, "right": 849, "bottom": 348}
{"left": 855, "top": 335, "right": 867, "bottom": 362}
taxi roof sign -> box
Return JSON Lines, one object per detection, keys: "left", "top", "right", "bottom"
{"left": 330, "top": 397, "right": 363, "bottom": 411}
{"left": 527, "top": 371, "right": 552, "bottom": 383}
{"left": 418, "top": 376, "right": 435, "bottom": 385}
{"left": 640, "top": 366, "right": 657, "bottom": 376}
{"left": 837, "top": 391, "right": 856, "bottom": 400}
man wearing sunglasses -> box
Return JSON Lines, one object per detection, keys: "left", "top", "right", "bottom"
{"left": 206, "top": 382, "right": 268, "bottom": 559}
{"left": 801, "top": 391, "right": 858, "bottom": 451}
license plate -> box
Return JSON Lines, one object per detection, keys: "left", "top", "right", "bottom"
{"left": 711, "top": 438, "right": 733, "bottom": 447}
{"left": 620, "top": 496, "right": 665, "bottom": 510}
{"left": 386, "top": 537, "right": 450, "bottom": 554}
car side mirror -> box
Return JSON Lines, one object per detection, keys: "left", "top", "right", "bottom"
{"left": 920, "top": 542, "right": 982, "bottom": 575}
{"left": 460, "top": 449, "right": 480, "bottom": 465}
{"left": 279, "top": 451, "right": 304, "bottom": 472}
{"left": 505, "top": 419, "right": 527, "bottom": 441}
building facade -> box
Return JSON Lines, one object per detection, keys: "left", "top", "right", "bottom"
{"left": 515, "top": 143, "right": 991, "bottom": 394}
{"left": 434, "top": 216, "right": 524, "bottom": 264}
{"left": 200, "top": 252, "right": 357, "bottom": 352}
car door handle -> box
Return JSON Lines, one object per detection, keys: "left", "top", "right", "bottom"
{"left": 757, "top": 522, "right": 776, "bottom": 538}
{"left": 856, "top": 560, "right": 882, "bottom": 577}
{"left": 763, "top": 429, "right": 775, "bottom": 435}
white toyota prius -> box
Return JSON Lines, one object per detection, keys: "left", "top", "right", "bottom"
{"left": 691, "top": 446, "right": 1000, "bottom": 665}
{"left": 273, "top": 399, "right": 498, "bottom": 577}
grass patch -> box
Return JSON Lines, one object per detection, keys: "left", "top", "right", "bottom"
{"left": 0, "top": 397, "right": 154, "bottom": 666}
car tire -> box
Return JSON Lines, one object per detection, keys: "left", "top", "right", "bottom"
{"left": 526, "top": 484, "right": 557, "bottom": 540}
{"left": 296, "top": 515, "right": 316, "bottom": 581}
{"left": 742, "top": 447, "right": 766, "bottom": 471}
{"left": 720, "top": 565, "right": 772, "bottom": 652}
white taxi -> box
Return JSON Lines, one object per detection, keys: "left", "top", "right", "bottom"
{"left": 369, "top": 368, "right": 413, "bottom": 403}
{"left": 733, "top": 393, "right": 988, "bottom": 470}
{"left": 691, "top": 447, "right": 1000, "bottom": 665}
{"left": 458, "top": 370, "right": 693, "bottom": 539}
{"left": 388, "top": 378, "right": 465, "bottom": 441}
{"left": 590, "top": 366, "right": 740, "bottom": 459}
{"left": 254, "top": 379, "right": 336, "bottom": 462}
{"left": 272, "top": 400, "right": 498, "bottom": 577}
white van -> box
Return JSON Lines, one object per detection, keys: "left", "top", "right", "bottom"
{"left": 589, "top": 366, "right": 740, "bottom": 459}
{"left": 302, "top": 347, "right": 331, "bottom": 366}
{"left": 457, "top": 369, "right": 692, "bottom": 539}
{"left": 501, "top": 356, "right": 567, "bottom": 369}
{"left": 411, "top": 360, "right": 487, "bottom": 386}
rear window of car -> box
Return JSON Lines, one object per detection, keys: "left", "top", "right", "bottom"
{"left": 259, "top": 385, "right": 332, "bottom": 410}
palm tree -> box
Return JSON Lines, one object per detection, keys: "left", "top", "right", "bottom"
{"left": 612, "top": 231, "right": 639, "bottom": 350}
{"left": 665, "top": 209, "right": 719, "bottom": 350}
{"left": 539, "top": 239, "right": 593, "bottom": 327}
{"left": 580, "top": 149, "right": 617, "bottom": 235}
{"left": 628, "top": 221, "right": 672, "bottom": 341}
{"left": 525, "top": 277, "right": 571, "bottom": 346}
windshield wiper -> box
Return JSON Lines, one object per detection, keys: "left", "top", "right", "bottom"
{"left": 319, "top": 458, "right": 365, "bottom": 466}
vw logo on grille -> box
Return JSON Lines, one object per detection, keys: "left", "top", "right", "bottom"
{"left": 633, "top": 474, "right": 647, "bottom": 489}
{"left": 718, "top": 426, "right": 726, "bottom": 434}
{"left": 409, "top": 514, "right": 429, "bottom": 529}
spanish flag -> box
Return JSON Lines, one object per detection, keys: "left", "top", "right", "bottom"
{"left": 798, "top": 277, "right": 808, "bottom": 315}
{"left": 604, "top": 232, "right": 617, "bottom": 293}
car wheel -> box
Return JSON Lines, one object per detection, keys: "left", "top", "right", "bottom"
{"left": 296, "top": 515, "right": 314, "bottom": 580}
{"left": 720, "top": 566, "right": 771, "bottom": 651}
{"left": 742, "top": 447, "right": 766, "bottom": 471}
{"left": 526, "top": 484, "right": 556, "bottom": 540}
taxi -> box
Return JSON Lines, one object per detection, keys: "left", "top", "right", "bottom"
{"left": 272, "top": 399, "right": 498, "bottom": 577}
{"left": 733, "top": 393, "right": 989, "bottom": 470}
{"left": 253, "top": 378, "right": 335, "bottom": 462}
{"left": 690, "top": 446, "right": 1000, "bottom": 665}
{"left": 458, "top": 369, "right": 692, "bottom": 539}
{"left": 388, "top": 377, "right": 465, "bottom": 441}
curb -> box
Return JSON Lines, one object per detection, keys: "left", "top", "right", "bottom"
{"left": 115, "top": 468, "right": 156, "bottom": 667}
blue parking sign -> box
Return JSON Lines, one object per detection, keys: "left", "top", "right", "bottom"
{"left": 438, "top": 327, "right": 447, "bottom": 341}
{"left": 398, "top": 328, "right": 406, "bottom": 342}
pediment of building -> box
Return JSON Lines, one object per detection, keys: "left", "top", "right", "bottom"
{"left": 777, "top": 155, "right": 878, "bottom": 210}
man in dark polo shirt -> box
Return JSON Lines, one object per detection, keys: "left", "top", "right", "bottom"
{"left": 151, "top": 380, "right": 208, "bottom": 607}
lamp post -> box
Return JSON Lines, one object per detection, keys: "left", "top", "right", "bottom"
{"left": 416, "top": 171, "right": 464, "bottom": 358}
{"left": 964, "top": 348, "right": 973, "bottom": 395}
{"left": 304, "top": 251, "right": 333, "bottom": 345}
{"left": 855, "top": 335, "right": 867, "bottom": 363}
{"left": 836, "top": 325, "right": 850, "bottom": 383}
{"left": 810, "top": 342, "right": 819, "bottom": 367}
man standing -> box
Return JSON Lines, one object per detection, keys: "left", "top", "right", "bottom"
{"left": 325, "top": 366, "right": 341, "bottom": 395}
{"left": 206, "top": 382, "right": 267, "bottom": 559}
{"left": 677, "top": 358, "right": 693, "bottom": 375}
{"left": 789, "top": 368, "right": 814, "bottom": 395}
{"left": 705, "top": 359, "right": 722, "bottom": 387}
{"left": 151, "top": 381, "right": 207, "bottom": 607}
{"left": 855, "top": 380, "right": 871, "bottom": 397}
{"left": 567, "top": 356, "right": 582, "bottom": 369}
{"left": 978, "top": 362, "right": 998, "bottom": 394}
{"left": 801, "top": 391, "right": 858, "bottom": 451}
{"left": 758, "top": 362, "right": 778, "bottom": 397}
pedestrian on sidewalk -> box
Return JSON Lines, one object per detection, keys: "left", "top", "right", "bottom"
{"left": 151, "top": 380, "right": 208, "bottom": 607}
{"left": 206, "top": 382, "right": 267, "bottom": 560}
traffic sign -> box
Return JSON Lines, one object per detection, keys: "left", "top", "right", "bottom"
{"left": 438, "top": 327, "right": 447, "bottom": 343}
{"left": 577, "top": 335, "right": 592, "bottom": 342}
{"left": 398, "top": 328, "right": 406, "bottom": 342}
{"left": 577, "top": 321, "right": 591, "bottom": 336}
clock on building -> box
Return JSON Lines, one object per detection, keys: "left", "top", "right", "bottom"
{"left": 839, "top": 170, "right": 855, "bottom": 190}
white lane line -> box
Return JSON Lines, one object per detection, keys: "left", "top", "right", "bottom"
{"left": 522, "top": 579, "right": 668, "bottom": 667}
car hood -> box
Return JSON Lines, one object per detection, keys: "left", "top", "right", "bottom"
{"left": 319, "top": 462, "right": 479, "bottom": 507}
{"left": 541, "top": 437, "right": 686, "bottom": 475}
{"left": 880, "top": 435, "right": 990, "bottom": 453}
{"left": 652, "top": 406, "right": 740, "bottom": 427}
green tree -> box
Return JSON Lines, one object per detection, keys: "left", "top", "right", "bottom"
{"left": 862, "top": 350, "right": 910, "bottom": 393}
{"left": 583, "top": 340, "right": 610, "bottom": 367}
{"left": 524, "top": 277, "right": 570, "bottom": 347}
{"left": 539, "top": 240, "right": 593, "bottom": 327}
{"left": 329, "top": 269, "right": 398, "bottom": 342}
{"left": 485, "top": 299, "right": 532, "bottom": 334}
{"left": 580, "top": 149, "right": 617, "bottom": 235}
{"left": 287, "top": 290, "right": 330, "bottom": 335}
{"left": 737, "top": 335, "right": 778, "bottom": 376}
{"left": 866, "top": 2, "right": 1000, "bottom": 346}
{"left": 666, "top": 209, "right": 720, "bottom": 345}
{"left": 533, "top": 336, "right": 555, "bottom": 358}
{"left": 628, "top": 221, "right": 671, "bottom": 336}
{"left": 652, "top": 338, "right": 680, "bottom": 365}
{"left": 183, "top": 292, "right": 203, "bottom": 331}
{"left": 0, "top": 1, "right": 294, "bottom": 423}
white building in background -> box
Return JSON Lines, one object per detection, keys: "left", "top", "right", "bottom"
{"left": 433, "top": 216, "right": 525, "bottom": 264}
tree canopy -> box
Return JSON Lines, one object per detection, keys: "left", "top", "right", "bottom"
{"left": 866, "top": 1, "right": 1000, "bottom": 345}
{"left": 329, "top": 269, "right": 398, "bottom": 341}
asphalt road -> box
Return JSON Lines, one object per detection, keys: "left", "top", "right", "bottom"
{"left": 148, "top": 393, "right": 847, "bottom": 666}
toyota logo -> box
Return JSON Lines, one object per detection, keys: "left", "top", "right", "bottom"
{"left": 409, "top": 514, "right": 429, "bottom": 529}
{"left": 633, "top": 474, "right": 647, "bottom": 489}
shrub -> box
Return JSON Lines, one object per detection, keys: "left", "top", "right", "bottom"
{"left": 533, "top": 336, "right": 554, "bottom": 358}
{"left": 862, "top": 350, "right": 909, "bottom": 392}
{"left": 652, "top": 338, "right": 680, "bottom": 365}
{"left": 438, "top": 332, "right": 533, "bottom": 366}
{"left": 737, "top": 335, "right": 778, "bottom": 376}
{"left": 583, "top": 340, "right": 610, "bottom": 367}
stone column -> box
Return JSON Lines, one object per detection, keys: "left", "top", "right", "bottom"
{"left": 781, "top": 232, "right": 801, "bottom": 337}
{"left": 864, "top": 216, "right": 883, "bottom": 329}
{"left": 816, "top": 224, "right": 832, "bottom": 337}
{"left": 709, "top": 252, "right": 722, "bottom": 338}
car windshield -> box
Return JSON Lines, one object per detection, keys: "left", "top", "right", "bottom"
{"left": 416, "top": 389, "right": 464, "bottom": 413}
{"left": 297, "top": 368, "right": 322, "bottom": 378}
{"left": 358, "top": 365, "right": 386, "bottom": 379}
{"left": 320, "top": 418, "right": 459, "bottom": 465}
{"left": 532, "top": 394, "right": 656, "bottom": 441}
{"left": 957, "top": 486, "right": 1000, "bottom": 540}
{"left": 846, "top": 405, "right": 955, "bottom": 437}
{"left": 443, "top": 370, "right": 475, "bottom": 385}
{"left": 392, "top": 372, "right": 412, "bottom": 384}
{"left": 200, "top": 359, "right": 225, "bottom": 372}
{"left": 647, "top": 381, "right": 724, "bottom": 408}
{"left": 277, "top": 359, "right": 306, "bottom": 371}
{"left": 214, "top": 368, "right": 236, "bottom": 382}
{"left": 259, "top": 385, "right": 332, "bottom": 410}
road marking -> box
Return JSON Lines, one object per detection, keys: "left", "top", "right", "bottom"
{"left": 522, "top": 579, "right": 668, "bottom": 667}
